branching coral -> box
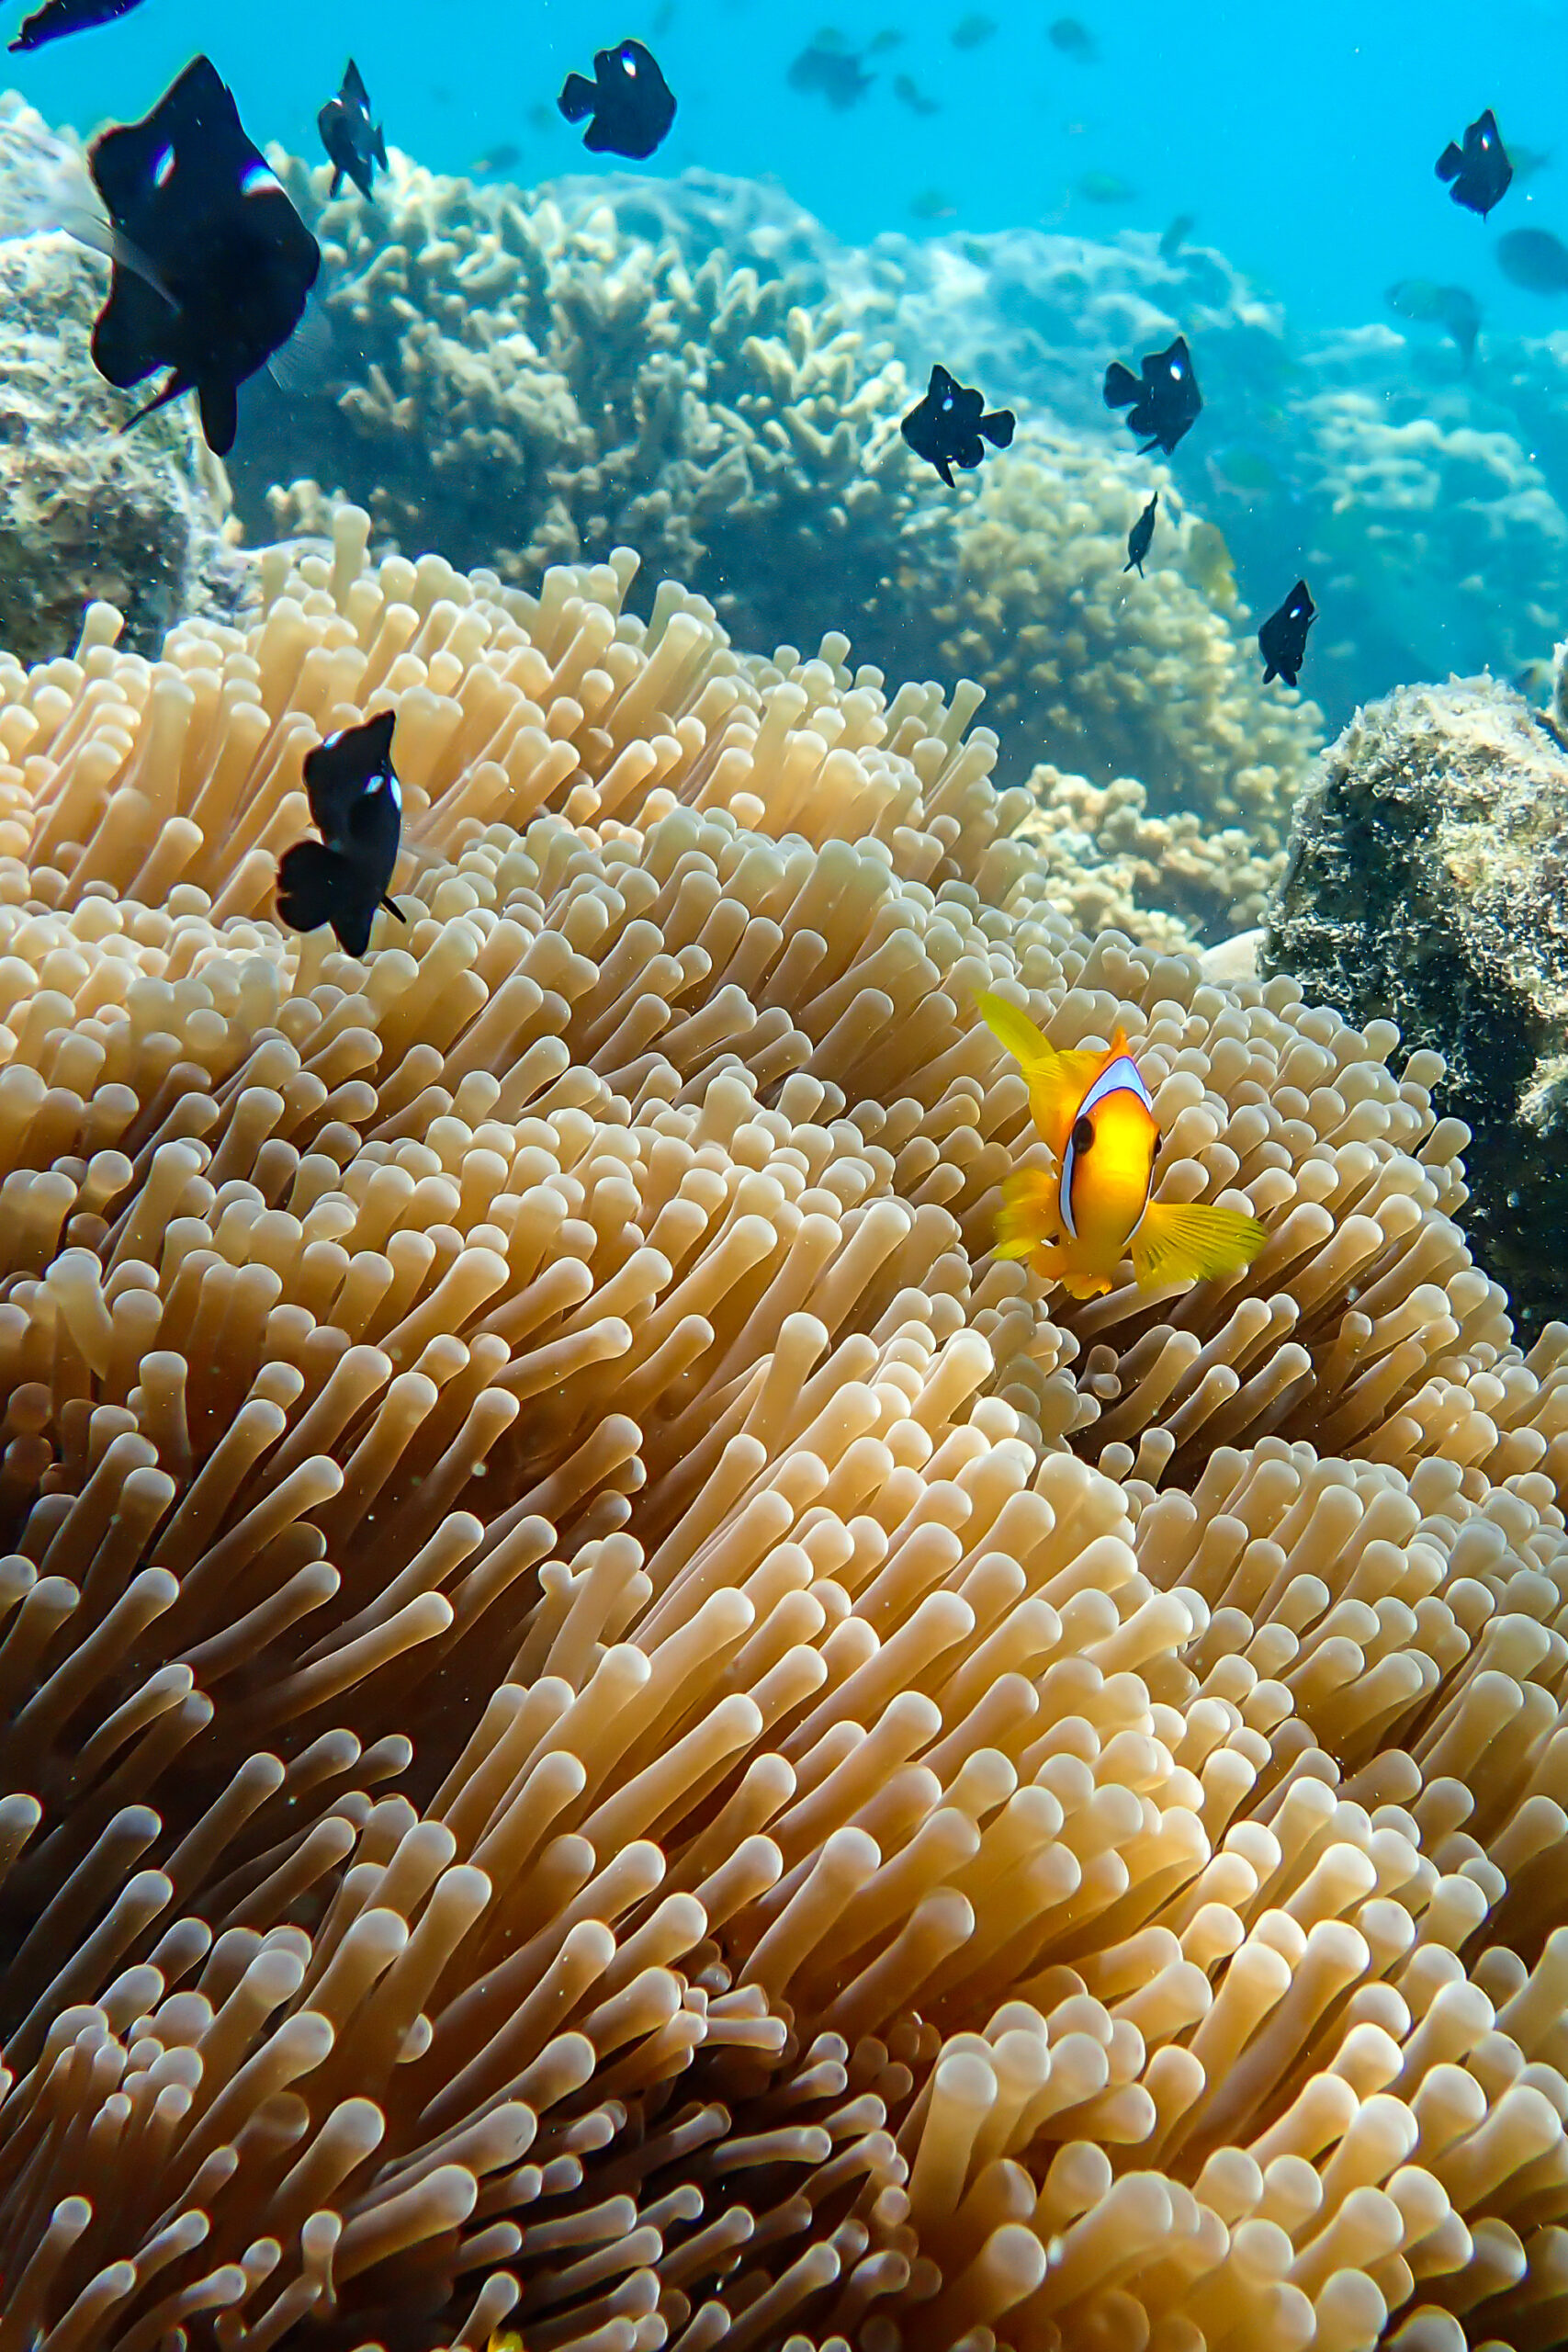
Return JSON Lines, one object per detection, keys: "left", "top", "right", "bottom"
{"left": 0, "top": 507, "right": 1565, "bottom": 2348}
{"left": 240, "top": 160, "right": 936, "bottom": 667}
{"left": 1014, "top": 768, "right": 1284, "bottom": 950}
{"left": 934, "top": 428, "right": 1324, "bottom": 833}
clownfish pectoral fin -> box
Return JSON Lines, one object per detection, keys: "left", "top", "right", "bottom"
{"left": 976, "top": 990, "right": 1109, "bottom": 1152}
{"left": 994, "top": 1167, "right": 1064, "bottom": 1265}
{"left": 1131, "top": 1200, "right": 1268, "bottom": 1291}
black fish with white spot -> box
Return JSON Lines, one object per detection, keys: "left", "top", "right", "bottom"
{"left": 85, "top": 55, "right": 321, "bottom": 457}
{"left": 276, "top": 710, "right": 407, "bottom": 957}
{"left": 1102, "top": 334, "right": 1201, "bottom": 456}
{"left": 901, "top": 363, "right": 1015, "bottom": 487}
{"left": 1437, "top": 107, "right": 1512, "bottom": 219}
{"left": 319, "top": 58, "right": 386, "bottom": 201}
{"left": 558, "top": 40, "right": 675, "bottom": 159}
{"left": 1258, "top": 580, "right": 1315, "bottom": 687}
{"left": 1123, "top": 490, "right": 1157, "bottom": 575}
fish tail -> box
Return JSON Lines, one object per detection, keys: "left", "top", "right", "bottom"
{"left": 1131, "top": 1200, "right": 1267, "bottom": 1290}
{"left": 1102, "top": 359, "right": 1140, "bottom": 409}
{"left": 981, "top": 407, "right": 1015, "bottom": 449}
{"left": 1436, "top": 141, "right": 1461, "bottom": 182}
{"left": 558, "top": 72, "right": 596, "bottom": 123}
{"left": 374, "top": 124, "right": 388, "bottom": 167}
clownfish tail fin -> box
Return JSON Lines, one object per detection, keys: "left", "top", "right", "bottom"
{"left": 1131, "top": 1200, "right": 1268, "bottom": 1290}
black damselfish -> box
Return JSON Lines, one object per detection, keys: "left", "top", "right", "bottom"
{"left": 1258, "top": 581, "right": 1315, "bottom": 687}
{"left": 1437, "top": 107, "right": 1512, "bottom": 219}
{"left": 276, "top": 710, "right": 407, "bottom": 958}
{"left": 8, "top": 0, "right": 142, "bottom": 51}
{"left": 1123, "top": 490, "right": 1157, "bottom": 576}
{"left": 87, "top": 56, "right": 320, "bottom": 458}
{"left": 319, "top": 58, "right": 386, "bottom": 201}
{"left": 901, "top": 363, "right": 1015, "bottom": 487}
{"left": 558, "top": 40, "right": 675, "bottom": 160}
{"left": 1102, "top": 334, "right": 1201, "bottom": 456}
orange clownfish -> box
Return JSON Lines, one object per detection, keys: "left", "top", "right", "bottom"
{"left": 978, "top": 991, "right": 1268, "bottom": 1300}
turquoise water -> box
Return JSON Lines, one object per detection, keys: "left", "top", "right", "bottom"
{"left": 11, "top": 0, "right": 1568, "bottom": 334}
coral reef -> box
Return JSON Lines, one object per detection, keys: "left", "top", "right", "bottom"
{"left": 242, "top": 156, "right": 936, "bottom": 669}
{"left": 937, "top": 429, "right": 1322, "bottom": 839}
{"left": 1265, "top": 671, "right": 1568, "bottom": 1337}
{"left": 222, "top": 155, "right": 1319, "bottom": 824}
{"left": 1013, "top": 769, "right": 1280, "bottom": 955}
{"left": 0, "top": 101, "right": 244, "bottom": 664}
{"left": 0, "top": 506, "right": 1566, "bottom": 2348}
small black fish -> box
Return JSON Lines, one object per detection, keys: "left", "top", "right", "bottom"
{"left": 1437, "top": 107, "right": 1512, "bottom": 219}
{"left": 1123, "top": 490, "right": 1157, "bottom": 576}
{"left": 1158, "top": 210, "right": 1197, "bottom": 261}
{"left": 1047, "top": 15, "right": 1098, "bottom": 61}
{"left": 86, "top": 55, "right": 321, "bottom": 458}
{"left": 1496, "top": 227, "right": 1568, "bottom": 295}
{"left": 787, "top": 40, "right": 874, "bottom": 108}
{"left": 558, "top": 40, "right": 675, "bottom": 160}
{"left": 901, "top": 363, "right": 1015, "bottom": 487}
{"left": 276, "top": 710, "right": 407, "bottom": 957}
{"left": 893, "top": 71, "right": 941, "bottom": 115}
{"left": 1258, "top": 581, "right": 1315, "bottom": 687}
{"left": 8, "top": 0, "right": 141, "bottom": 51}
{"left": 1102, "top": 334, "right": 1201, "bottom": 456}
{"left": 318, "top": 58, "right": 386, "bottom": 201}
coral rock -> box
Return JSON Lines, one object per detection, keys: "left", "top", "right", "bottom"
{"left": 0, "top": 134, "right": 244, "bottom": 663}
{"left": 1266, "top": 672, "right": 1568, "bottom": 1331}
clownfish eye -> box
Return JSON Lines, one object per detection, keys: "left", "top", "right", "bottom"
{"left": 1071, "top": 1114, "right": 1094, "bottom": 1154}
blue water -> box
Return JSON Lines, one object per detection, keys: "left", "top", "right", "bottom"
{"left": 11, "top": 0, "right": 1568, "bottom": 339}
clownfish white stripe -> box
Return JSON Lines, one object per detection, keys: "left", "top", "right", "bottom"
{"left": 1077, "top": 1053, "right": 1152, "bottom": 1121}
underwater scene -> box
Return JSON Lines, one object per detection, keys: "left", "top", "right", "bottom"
{"left": 4, "top": 0, "right": 1568, "bottom": 2346}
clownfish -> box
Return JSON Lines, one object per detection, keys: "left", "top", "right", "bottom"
{"left": 978, "top": 992, "right": 1268, "bottom": 1300}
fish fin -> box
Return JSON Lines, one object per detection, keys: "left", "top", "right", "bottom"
{"left": 276, "top": 839, "right": 347, "bottom": 934}
{"left": 1130, "top": 1200, "right": 1267, "bottom": 1290}
{"left": 976, "top": 990, "right": 1105, "bottom": 1151}
{"left": 117, "top": 372, "right": 190, "bottom": 434}
{"left": 196, "top": 379, "right": 238, "bottom": 457}
{"left": 935, "top": 455, "right": 955, "bottom": 487}
{"left": 373, "top": 124, "right": 388, "bottom": 168}
{"left": 328, "top": 164, "right": 344, "bottom": 198}
{"left": 994, "top": 1168, "right": 1063, "bottom": 1261}
{"left": 558, "top": 72, "right": 596, "bottom": 123}
{"left": 380, "top": 895, "right": 406, "bottom": 922}
{"left": 267, "top": 288, "right": 336, "bottom": 395}
{"left": 343, "top": 57, "right": 369, "bottom": 108}
{"left": 58, "top": 206, "right": 179, "bottom": 309}
{"left": 1436, "top": 141, "right": 1461, "bottom": 182}
{"left": 981, "top": 406, "right": 1015, "bottom": 449}
{"left": 1102, "top": 359, "right": 1140, "bottom": 409}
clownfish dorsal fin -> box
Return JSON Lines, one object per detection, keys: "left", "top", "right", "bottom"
{"left": 977, "top": 991, "right": 1124, "bottom": 1155}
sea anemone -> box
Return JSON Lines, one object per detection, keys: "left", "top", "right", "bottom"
{"left": 0, "top": 507, "right": 1565, "bottom": 2349}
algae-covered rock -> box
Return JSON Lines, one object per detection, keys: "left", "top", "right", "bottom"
{"left": 1265, "top": 673, "right": 1568, "bottom": 1330}
{"left": 0, "top": 224, "right": 244, "bottom": 663}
